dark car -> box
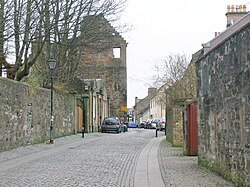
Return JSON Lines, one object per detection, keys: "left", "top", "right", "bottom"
{"left": 138, "top": 120, "right": 146, "bottom": 128}
{"left": 101, "top": 117, "right": 121, "bottom": 133}
{"left": 123, "top": 122, "right": 129, "bottom": 128}
{"left": 121, "top": 122, "right": 128, "bottom": 132}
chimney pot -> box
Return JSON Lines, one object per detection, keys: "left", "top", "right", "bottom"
{"left": 227, "top": 5, "right": 231, "bottom": 12}
{"left": 135, "top": 97, "right": 138, "bottom": 104}
{"left": 226, "top": 5, "right": 248, "bottom": 28}
{"left": 243, "top": 5, "right": 247, "bottom": 12}
{"left": 236, "top": 5, "right": 239, "bottom": 12}
{"left": 231, "top": 5, "right": 235, "bottom": 12}
{"left": 239, "top": 5, "right": 242, "bottom": 12}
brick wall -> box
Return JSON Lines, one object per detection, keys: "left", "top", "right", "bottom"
{"left": 0, "top": 78, "right": 75, "bottom": 152}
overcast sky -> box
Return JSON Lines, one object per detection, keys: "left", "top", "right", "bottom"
{"left": 120, "top": 0, "right": 250, "bottom": 108}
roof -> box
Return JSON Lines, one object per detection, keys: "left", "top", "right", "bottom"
{"left": 202, "top": 12, "right": 250, "bottom": 56}
{"left": 135, "top": 90, "right": 157, "bottom": 115}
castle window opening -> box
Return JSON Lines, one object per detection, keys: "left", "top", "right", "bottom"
{"left": 113, "top": 47, "right": 121, "bottom": 58}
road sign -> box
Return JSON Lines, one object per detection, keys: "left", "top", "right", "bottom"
{"left": 121, "top": 106, "right": 127, "bottom": 111}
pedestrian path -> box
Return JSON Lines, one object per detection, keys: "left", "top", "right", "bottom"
{"left": 134, "top": 136, "right": 165, "bottom": 187}
{"left": 158, "top": 137, "right": 234, "bottom": 187}
{"left": 134, "top": 131, "right": 234, "bottom": 187}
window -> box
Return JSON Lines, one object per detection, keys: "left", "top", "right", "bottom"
{"left": 113, "top": 47, "right": 121, "bottom": 58}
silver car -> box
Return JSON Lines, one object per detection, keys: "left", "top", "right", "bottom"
{"left": 150, "top": 118, "right": 160, "bottom": 129}
{"left": 159, "top": 118, "right": 166, "bottom": 131}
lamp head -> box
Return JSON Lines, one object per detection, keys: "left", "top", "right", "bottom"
{"left": 47, "top": 57, "right": 57, "bottom": 70}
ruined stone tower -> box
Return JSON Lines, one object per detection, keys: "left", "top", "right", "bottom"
{"left": 79, "top": 15, "right": 127, "bottom": 121}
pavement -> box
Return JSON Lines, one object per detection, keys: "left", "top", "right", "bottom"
{"left": 135, "top": 132, "right": 234, "bottom": 187}
{"left": 134, "top": 135, "right": 165, "bottom": 187}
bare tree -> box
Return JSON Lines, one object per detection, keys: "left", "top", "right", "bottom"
{"left": 152, "top": 54, "right": 189, "bottom": 87}
{"left": 0, "top": 0, "right": 4, "bottom": 77}
{"left": 0, "top": 0, "right": 14, "bottom": 78}
{"left": 1, "top": 0, "right": 127, "bottom": 83}
{"left": 152, "top": 53, "right": 196, "bottom": 106}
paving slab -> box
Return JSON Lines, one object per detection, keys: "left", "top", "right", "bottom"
{"left": 134, "top": 136, "right": 165, "bottom": 187}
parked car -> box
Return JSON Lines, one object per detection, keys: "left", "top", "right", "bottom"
{"left": 138, "top": 120, "right": 146, "bottom": 128}
{"left": 159, "top": 118, "right": 166, "bottom": 131}
{"left": 121, "top": 122, "right": 128, "bottom": 132}
{"left": 101, "top": 117, "right": 121, "bottom": 133}
{"left": 123, "top": 122, "right": 129, "bottom": 129}
{"left": 150, "top": 118, "right": 160, "bottom": 129}
{"left": 145, "top": 119, "right": 153, "bottom": 129}
{"left": 128, "top": 122, "right": 137, "bottom": 128}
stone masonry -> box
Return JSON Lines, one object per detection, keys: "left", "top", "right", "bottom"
{"left": 0, "top": 77, "right": 75, "bottom": 152}
{"left": 196, "top": 19, "right": 250, "bottom": 186}
{"left": 79, "top": 17, "right": 127, "bottom": 122}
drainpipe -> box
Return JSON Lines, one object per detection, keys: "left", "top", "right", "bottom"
{"left": 91, "top": 88, "right": 94, "bottom": 132}
{"left": 81, "top": 97, "right": 84, "bottom": 138}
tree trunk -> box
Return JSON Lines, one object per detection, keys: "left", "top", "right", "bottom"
{"left": 0, "top": 0, "right": 4, "bottom": 77}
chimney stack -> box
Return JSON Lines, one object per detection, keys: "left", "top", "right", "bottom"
{"left": 135, "top": 97, "right": 138, "bottom": 104}
{"left": 214, "top": 32, "right": 221, "bottom": 37}
{"left": 148, "top": 87, "right": 157, "bottom": 97}
{"left": 226, "top": 5, "right": 248, "bottom": 28}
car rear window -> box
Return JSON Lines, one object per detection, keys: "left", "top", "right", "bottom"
{"left": 104, "top": 118, "right": 117, "bottom": 123}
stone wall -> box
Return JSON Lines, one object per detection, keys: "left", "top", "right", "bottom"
{"left": 0, "top": 78, "right": 75, "bottom": 152}
{"left": 196, "top": 25, "right": 250, "bottom": 186}
{"left": 79, "top": 26, "right": 127, "bottom": 122}
{"left": 166, "top": 106, "right": 184, "bottom": 147}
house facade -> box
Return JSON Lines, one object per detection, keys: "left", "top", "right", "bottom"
{"left": 149, "top": 85, "right": 166, "bottom": 120}
{"left": 70, "top": 77, "right": 109, "bottom": 133}
{"left": 134, "top": 88, "right": 157, "bottom": 124}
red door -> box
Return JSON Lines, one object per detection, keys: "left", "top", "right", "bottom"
{"left": 187, "top": 103, "right": 198, "bottom": 156}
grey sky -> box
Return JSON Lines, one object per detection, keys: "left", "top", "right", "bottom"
{"left": 121, "top": 0, "right": 249, "bottom": 107}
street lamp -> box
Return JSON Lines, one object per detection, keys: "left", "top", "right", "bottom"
{"left": 48, "top": 57, "right": 56, "bottom": 144}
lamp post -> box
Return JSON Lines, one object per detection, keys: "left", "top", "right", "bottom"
{"left": 48, "top": 57, "right": 56, "bottom": 144}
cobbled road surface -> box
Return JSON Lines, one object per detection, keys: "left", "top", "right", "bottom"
{"left": 0, "top": 129, "right": 152, "bottom": 187}
{"left": 0, "top": 129, "right": 234, "bottom": 187}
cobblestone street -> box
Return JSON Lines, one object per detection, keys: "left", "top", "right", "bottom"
{"left": 0, "top": 129, "right": 234, "bottom": 187}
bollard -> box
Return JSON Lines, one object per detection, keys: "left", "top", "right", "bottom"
{"left": 156, "top": 128, "right": 158, "bottom": 137}
{"left": 82, "top": 125, "right": 84, "bottom": 138}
